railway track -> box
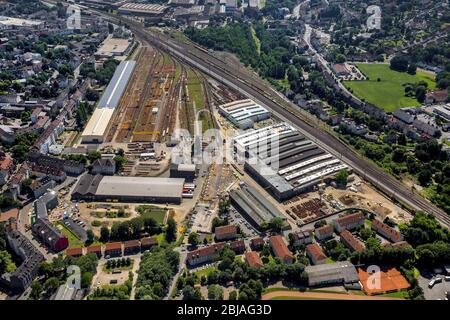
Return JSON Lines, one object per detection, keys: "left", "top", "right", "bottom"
{"left": 86, "top": 8, "right": 450, "bottom": 228}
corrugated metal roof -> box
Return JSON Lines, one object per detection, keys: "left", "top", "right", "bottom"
{"left": 97, "top": 60, "right": 136, "bottom": 109}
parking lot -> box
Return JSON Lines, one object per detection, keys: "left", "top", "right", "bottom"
{"left": 228, "top": 207, "right": 260, "bottom": 238}
{"left": 418, "top": 272, "right": 450, "bottom": 300}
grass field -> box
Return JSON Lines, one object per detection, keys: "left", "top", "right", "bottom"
{"left": 137, "top": 205, "right": 167, "bottom": 224}
{"left": 55, "top": 221, "right": 80, "bottom": 245}
{"left": 192, "top": 265, "right": 217, "bottom": 283}
{"left": 343, "top": 63, "right": 436, "bottom": 112}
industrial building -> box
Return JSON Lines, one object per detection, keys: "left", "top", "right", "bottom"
{"left": 232, "top": 123, "right": 348, "bottom": 201}
{"left": 218, "top": 99, "right": 270, "bottom": 129}
{"left": 71, "top": 174, "right": 186, "bottom": 204}
{"left": 305, "top": 261, "right": 360, "bottom": 288}
{"left": 81, "top": 60, "right": 136, "bottom": 143}
{"left": 170, "top": 163, "right": 197, "bottom": 181}
{"left": 118, "top": 3, "right": 168, "bottom": 16}
{"left": 229, "top": 184, "right": 289, "bottom": 230}
{"left": 95, "top": 37, "right": 133, "bottom": 59}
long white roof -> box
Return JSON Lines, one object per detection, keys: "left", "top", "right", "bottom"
{"left": 95, "top": 176, "right": 185, "bottom": 198}
{"left": 81, "top": 108, "right": 115, "bottom": 138}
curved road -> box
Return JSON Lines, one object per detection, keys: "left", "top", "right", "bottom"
{"left": 85, "top": 9, "right": 449, "bottom": 228}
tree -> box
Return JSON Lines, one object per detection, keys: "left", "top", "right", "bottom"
{"left": 390, "top": 55, "right": 409, "bottom": 72}
{"left": 269, "top": 217, "right": 284, "bottom": 233}
{"left": 113, "top": 155, "right": 125, "bottom": 171}
{"left": 87, "top": 151, "right": 101, "bottom": 162}
{"left": 207, "top": 284, "right": 224, "bottom": 300}
{"left": 44, "top": 277, "right": 60, "bottom": 293}
{"left": 417, "top": 168, "right": 432, "bottom": 186}
{"left": 335, "top": 169, "right": 349, "bottom": 186}
{"left": 100, "top": 226, "right": 110, "bottom": 242}
{"left": 108, "top": 22, "right": 114, "bottom": 34}
{"left": 188, "top": 232, "right": 200, "bottom": 247}
{"left": 29, "top": 281, "right": 43, "bottom": 300}
{"left": 0, "top": 250, "right": 16, "bottom": 274}
{"left": 81, "top": 272, "right": 93, "bottom": 288}
{"left": 407, "top": 63, "right": 417, "bottom": 75}
{"left": 86, "top": 229, "right": 95, "bottom": 245}
{"left": 165, "top": 218, "right": 177, "bottom": 243}
{"left": 228, "top": 290, "right": 237, "bottom": 300}
{"left": 182, "top": 285, "right": 202, "bottom": 300}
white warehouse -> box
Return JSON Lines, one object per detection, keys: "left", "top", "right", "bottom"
{"left": 218, "top": 99, "right": 270, "bottom": 129}
{"left": 81, "top": 60, "right": 136, "bottom": 143}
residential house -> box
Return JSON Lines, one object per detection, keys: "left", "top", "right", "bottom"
{"left": 215, "top": 224, "right": 238, "bottom": 241}
{"left": 250, "top": 237, "right": 264, "bottom": 251}
{"left": 269, "top": 235, "right": 293, "bottom": 264}
{"left": 105, "top": 242, "right": 122, "bottom": 257}
{"left": 187, "top": 242, "right": 225, "bottom": 266}
{"left": 92, "top": 158, "right": 116, "bottom": 175}
{"left": 245, "top": 251, "right": 263, "bottom": 268}
{"left": 340, "top": 230, "right": 365, "bottom": 253}
{"left": 315, "top": 224, "right": 334, "bottom": 241}
{"left": 140, "top": 237, "right": 158, "bottom": 252}
{"left": 32, "top": 218, "right": 69, "bottom": 252}
{"left": 371, "top": 219, "right": 403, "bottom": 243}
{"left": 334, "top": 212, "right": 365, "bottom": 233}
{"left": 229, "top": 239, "right": 246, "bottom": 254}
{"left": 86, "top": 245, "right": 102, "bottom": 258}
{"left": 291, "top": 229, "right": 313, "bottom": 246}
{"left": 306, "top": 243, "right": 327, "bottom": 265}
{"left": 124, "top": 240, "right": 141, "bottom": 255}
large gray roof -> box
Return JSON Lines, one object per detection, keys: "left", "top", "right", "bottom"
{"left": 305, "top": 261, "right": 359, "bottom": 285}
{"left": 95, "top": 176, "right": 185, "bottom": 198}
{"left": 97, "top": 60, "right": 136, "bottom": 109}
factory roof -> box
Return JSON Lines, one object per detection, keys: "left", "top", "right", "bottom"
{"left": 229, "top": 185, "right": 286, "bottom": 227}
{"left": 95, "top": 176, "right": 186, "bottom": 198}
{"left": 96, "top": 37, "right": 132, "bottom": 58}
{"left": 97, "top": 60, "right": 136, "bottom": 109}
{"left": 119, "top": 3, "right": 168, "bottom": 14}
{"left": 81, "top": 99, "right": 115, "bottom": 139}
{"left": 305, "top": 261, "right": 359, "bottom": 285}
{"left": 219, "top": 99, "right": 270, "bottom": 123}
{"left": 0, "top": 16, "right": 42, "bottom": 27}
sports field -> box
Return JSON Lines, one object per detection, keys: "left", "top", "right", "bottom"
{"left": 343, "top": 63, "right": 436, "bottom": 112}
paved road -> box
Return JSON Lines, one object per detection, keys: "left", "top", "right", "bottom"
{"left": 82, "top": 7, "right": 450, "bottom": 228}
{"left": 262, "top": 290, "right": 404, "bottom": 300}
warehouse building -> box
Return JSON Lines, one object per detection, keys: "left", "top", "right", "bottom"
{"left": 232, "top": 123, "right": 348, "bottom": 202}
{"left": 305, "top": 261, "right": 360, "bottom": 288}
{"left": 229, "top": 184, "right": 288, "bottom": 230}
{"left": 118, "top": 3, "right": 168, "bottom": 16}
{"left": 81, "top": 60, "right": 136, "bottom": 143}
{"left": 71, "top": 174, "right": 185, "bottom": 204}
{"left": 170, "top": 163, "right": 197, "bottom": 181}
{"left": 219, "top": 99, "right": 270, "bottom": 129}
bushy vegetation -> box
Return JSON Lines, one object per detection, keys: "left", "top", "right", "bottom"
{"left": 88, "top": 272, "right": 133, "bottom": 300}
{"left": 135, "top": 247, "right": 180, "bottom": 300}
{"left": 178, "top": 246, "right": 308, "bottom": 300}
